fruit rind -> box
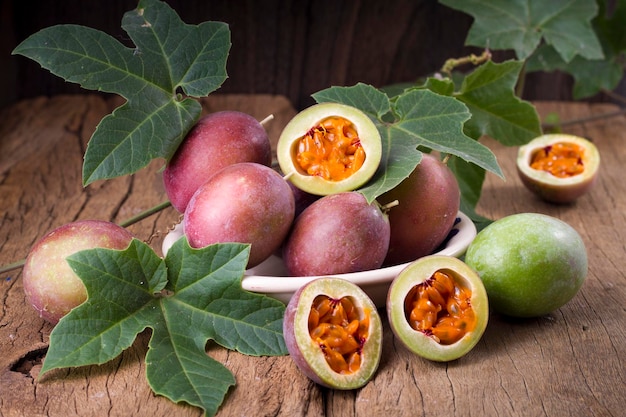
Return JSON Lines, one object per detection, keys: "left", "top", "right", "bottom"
{"left": 277, "top": 103, "right": 382, "bottom": 195}
{"left": 386, "top": 255, "right": 488, "bottom": 362}
{"left": 516, "top": 134, "right": 600, "bottom": 204}
{"left": 284, "top": 277, "right": 382, "bottom": 389}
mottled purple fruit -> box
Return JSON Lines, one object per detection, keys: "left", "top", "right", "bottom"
{"left": 378, "top": 153, "right": 460, "bottom": 266}
{"left": 163, "top": 111, "right": 272, "bottom": 212}
{"left": 22, "top": 220, "right": 134, "bottom": 324}
{"left": 283, "top": 277, "right": 382, "bottom": 389}
{"left": 282, "top": 192, "right": 390, "bottom": 276}
{"left": 184, "top": 162, "right": 295, "bottom": 268}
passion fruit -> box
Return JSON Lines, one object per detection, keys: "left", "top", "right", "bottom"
{"left": 516, "top": 134, "right": 600, "bottom": 204}
{"left": 465, "top": 213, "right": 588, "bottom": 318}
{"left": 378, "top": 153, "right": 461, "bottom": 266}
{"left": 276, "top": 103, "right": 382, "bottom": 196}
{"left": 387, "top": 255, "right": 488, "bottom": 362}
{"left": 283, "top": 277, "right": 382, "bottom": 389}
{"left": 282, "top": 192, "right": 390, "bottom": 276}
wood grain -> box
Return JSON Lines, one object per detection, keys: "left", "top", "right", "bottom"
{"left": 1, "top": 95, "right": 625, "bottom": 417}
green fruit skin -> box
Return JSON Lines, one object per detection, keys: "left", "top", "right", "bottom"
{"left": 465, "top": 213, "right": 588, "bottom": 318}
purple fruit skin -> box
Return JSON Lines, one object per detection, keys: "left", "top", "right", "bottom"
{"left": 184, "top": 162, "right": 295, "bottom": 268}
{"left": 163, "top": 111, "right": 272, "bottom": 213}
{"left": 379, "top": 153, "right": 460, "bottom": 266}
{"left": 288, "top": 181, "right": 320, "bottom": 218}
{"left": 22, "top": 220, "right": 134, "bottom": 324}
{"left": 282, "top": 283, "right": 329, "bottom": 387}
{"left": 283, "top": 192, "right": 390, "bottom": 276}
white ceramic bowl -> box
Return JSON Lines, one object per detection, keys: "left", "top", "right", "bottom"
{"left": 243, "top": 211, "right": 476, "bottom": 307}
{"left": 162, "top": 212, "right": 476, "bottom": 308}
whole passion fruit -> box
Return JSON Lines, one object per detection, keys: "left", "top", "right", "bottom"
{"left": 387, "top": 255, "right": 489, "bottom": 362}
{"left": 282, "top": 192, "right": 390, "bottom": 276}
{"left": 516, "top": 134, "right": 600, "bottom": 204}
{"left": 283, "top": 277, "right": 382, "bottom": 389}
{"left": 378, "top": 153, "right": 461, "bottom": 266}
{"left": 277, "top": 103, "right": 382, "bottom": 196}
{"left": 465, "top": 213, "right": 588, "bottom": 318}
{"left": 184, "top": 162, "right": 295, "bottom": 268}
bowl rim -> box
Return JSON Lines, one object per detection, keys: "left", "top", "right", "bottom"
{"left": 241, "top": 211, "right": 476, "bottom": 294}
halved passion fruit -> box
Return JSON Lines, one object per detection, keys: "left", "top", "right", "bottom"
{"left": 283, "top": 277, "right": 382, "bottom": 389}
{"left": 387, "top": 255, "right": 488, "bottom": 362}
{"left": 277, "top": 103, "right": 382, "bottom": 195}
{"left": 516, "top": 134, "right": 600, "bottom": 204}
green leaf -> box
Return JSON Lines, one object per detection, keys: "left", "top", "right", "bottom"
{"left": 440, "top": 0, "right": 604, "bottom": 61}
{"left": 313, "top": 83, "right": 502, "bottom": 203}
{"left": 526, "top": 1, "right": 626, "bottom": 99}
{"left": 12, "top": 0, "right": 230, "bottom": 185}
{"left": 455, "top": 60, "right": 542, "bottom": 145}
{"left": 163, "top": 238, "right": 287, "bottom": 356}
{"left": 40, "top": 238, "right": 287, "bottom": 417}
{"left": 447, "top": 157, "right": 493, "bottom": 232}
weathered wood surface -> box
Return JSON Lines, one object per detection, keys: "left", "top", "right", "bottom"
{"left": 1, "top": 95, "right": 625, "bottom": 417}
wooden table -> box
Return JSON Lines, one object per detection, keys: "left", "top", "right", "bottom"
{"left": 1, "top": 95, "right": 624, "bottom": 416}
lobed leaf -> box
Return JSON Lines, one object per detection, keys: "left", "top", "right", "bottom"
{"left": 455, "top": 60, "right": 542, "bottom": 145}
{"left": 40, "top": 239, "right": 167, "bottom": 374}
{"left": 314, "top": 84, "right": 502, "bottom": 203}
{"left": 164, "top": 238, "right": 287, "bottom": 357}
{"left": 526, "top": 0, "right": 626, "bottom": 99}
{"left": 12, "top": 0, "right": 230, "bottom": 185}
{"left": 39, "top": 237, "right": 286, "bottom": 417}
{"left": 440, "top": 0, "right": 604, "bottom": 62}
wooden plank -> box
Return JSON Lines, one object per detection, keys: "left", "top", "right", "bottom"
{"left": 1, "top": 95, "right": 625, "bottom": 416}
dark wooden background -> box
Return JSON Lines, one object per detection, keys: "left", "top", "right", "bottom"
{"left": 1, "top": 0, "right": 624, "bottom": 112}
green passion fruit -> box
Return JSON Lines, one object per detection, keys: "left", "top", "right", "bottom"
{"left": 277, "top": 103, "right": 382, "bottom": 196}
{"left": 465, "top": 213, "right": 588, "bottom": 318}
{"left": 517, "top": 134, "right": 600, "bottom": 204}
{"left": 387, "top": 255, "right": 488, "bottom": 362}
{"left": 283, "top": 277, "right": 382, "bottom": 389}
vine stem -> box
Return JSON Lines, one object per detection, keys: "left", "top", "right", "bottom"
{"left": 440, "top": 48, "right": 492, "bottom": 76}
{"left": 0, "top": 200, "right": 173, "bottom": 275}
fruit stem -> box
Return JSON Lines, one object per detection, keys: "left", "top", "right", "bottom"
{"left": 259, "top": 114, "right": 274, "bottom": 126}
{"left": 0, "top": 200, "right": 173, "bottom": 275}
{"left": 0, "top": 259, "right": 26, "bottom": 275}
{"left": 119, "top": 200, "right": 172, "bottom": 228}
{"left": 380, "top": 199, "right": 399, "bottom": 213}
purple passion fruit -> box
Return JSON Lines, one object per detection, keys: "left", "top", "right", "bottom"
{"left": 465, "top": 213, "right": 588, "bottom": 318}
{"left": 184, "top": 162, "right": 295, "bottom": 268}
{"left": 23, "top": 220, "right": 134, "bottom": 324}
{"left": 387, "top": 255, "right": 488, "bottom": 362}
{"left": 163, "top": 111, "right": 272, "bottom": 212}
{"left": 282, "top": 192, "right": 390, "bottom": 276}
{"left": 379, "top": 153, "right": 460, "bottom": 266}
{"left": 283, "top": 277, "right": 382, "bottom": 389}
{"left": 277, "top": 103, "right": 382, "bottom": 196}
{"left": 516, "top": 134, "right": 600, "bottom": 204}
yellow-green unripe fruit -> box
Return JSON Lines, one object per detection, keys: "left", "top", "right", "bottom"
{"left": 465, "top": 213, "right": 587, "bottom": 318}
